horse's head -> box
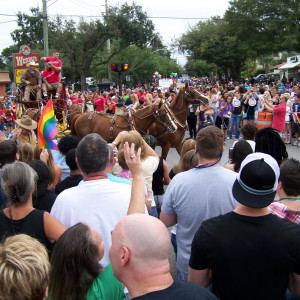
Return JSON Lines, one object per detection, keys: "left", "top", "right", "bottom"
{"left": 69, "top": 103, "right": 83, "bottom": 114}
{"left": 181, "top": 82, "right": 209, "bottom": 105}
{"left": 153, "top": 102, "right": 178, "bottom": 133}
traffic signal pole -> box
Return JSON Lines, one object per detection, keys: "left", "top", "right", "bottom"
{"left": 116, "top": 72, "right": 123, "bottom": 115}
{"left": 110, "top": 63, "right": 130, "bottom": 115}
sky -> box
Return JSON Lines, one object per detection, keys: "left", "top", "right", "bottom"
{"left": 0, "top": 0, "right": 230, "bottom": 65}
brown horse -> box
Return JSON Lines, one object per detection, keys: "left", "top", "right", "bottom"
{"left": 67, "top": 103, "right": 84, "bottom": 135}
{"left": 73, "top": 103, "right": 163, "bottom": 141}
{"left": 23, "top": 108, "right": 41, "bottom": 132}
{"left": 149, "top": 82, "right": 208, "bottom": 159}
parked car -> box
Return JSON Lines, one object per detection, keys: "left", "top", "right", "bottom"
{"left": 254, "top": 74, "right": 267, "bottom": 81}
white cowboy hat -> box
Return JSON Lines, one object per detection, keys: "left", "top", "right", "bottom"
{"left": 26, "top": 61, "right": 39, "bottom": 68}
{"left": 15, "top": 115, "right": 37, "bottom": 130}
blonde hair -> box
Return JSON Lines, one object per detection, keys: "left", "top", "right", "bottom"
{"left": 0, "top": 234, "right": 49, "bottom": 300}
{"left": 284, "top": 93, "right": 290, "bottom": 100}
{"left": 18, "top": 143, "right": 34, "bottom": 164}
{"left": 131, "top": 94, "right": 139, "bottom": 103}
{"left": 120, "top": 131, "right": 147, "bottom": 160}
{"left": 173, "top": 139, "right": 196, "bottom": 174}
{"left": 211, "top": 88, "right": 217, "bottom": 95}
{"left": 146, "top": 93, "right": 153, "bottom": 102}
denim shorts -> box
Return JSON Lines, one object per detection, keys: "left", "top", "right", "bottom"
{"left": 244, "top": 114, "right": 254, "bottom": 121}
{"left": 7, "top": 122, "right": 14, "bottom": 128}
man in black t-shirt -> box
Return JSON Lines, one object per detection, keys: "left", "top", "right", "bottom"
{"left": 189, "top": 152, "right": 300, "bottom": 300}
{"left": 110, "top": 214, "right": 217, "bottom": 300}
{"left": 55, "top": 149, "right": 82, "bottom": 195}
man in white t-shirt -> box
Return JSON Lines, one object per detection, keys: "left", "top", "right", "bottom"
{"left": 160, "top": 126, "right": 237, "bottom": 281}
{"left": 51, "top": 133, "right": 133, "bottom": 267}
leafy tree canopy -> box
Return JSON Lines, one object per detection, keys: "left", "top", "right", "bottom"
{"left": 179, "top": 19, "right": 255, "bottom": 80}
{"left": 92, "top": 44, "right": 183, "bottom": 84}
{"left": 11, "top": 7, "right": 55, "bottom": 49}
{"left": 225, "top": 0, "right": 300, "bottom": 53}
{"left": 5, "top": 3, "right": 163, "bottom": 89}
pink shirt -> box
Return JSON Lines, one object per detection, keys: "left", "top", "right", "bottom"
{"left": 272, "top": 104, "right": 286, "bottom": 132}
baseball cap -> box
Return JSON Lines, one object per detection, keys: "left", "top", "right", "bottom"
{"left": 232, "top": 152, "right": 279, "bottom": 208}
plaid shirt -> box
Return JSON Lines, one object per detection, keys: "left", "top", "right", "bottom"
{"left": 269, "top": 202, "right": 300, "bottom": 225}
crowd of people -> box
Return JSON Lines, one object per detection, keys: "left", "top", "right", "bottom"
{"left": 0, "top": 77, "right": 299, "bottom": 299}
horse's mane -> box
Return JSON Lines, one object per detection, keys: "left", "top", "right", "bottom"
{"left": 169, "top": 87, "right": 184, "bottom": 109}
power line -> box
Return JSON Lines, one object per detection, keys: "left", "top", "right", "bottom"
{"left": 0, "top": 13, "right": 298, "bottom": 22}
{"left": 0, "top": 20, "right": 17, "bottom": 24}
{"left": 48, "top": 0, "right": 59, "bottom": 8}
{"left": 0, "top": 14, "right": 16, "bottom": 17}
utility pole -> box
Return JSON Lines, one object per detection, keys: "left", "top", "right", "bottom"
{"left": 105, "top": 0, "right": 111, "bottom": 80}
{"left": 43, "top": 0, "right": 49, "bottom": 57}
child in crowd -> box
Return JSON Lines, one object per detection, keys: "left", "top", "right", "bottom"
{"left": 5, "top": 109, "right": 15, "bottom": 134}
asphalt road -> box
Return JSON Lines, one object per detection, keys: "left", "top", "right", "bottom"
{"left": 155, "top": 131, "right": 300, "bottom": 278}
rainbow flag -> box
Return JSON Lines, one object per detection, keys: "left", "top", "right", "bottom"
{"left": 38, "top": 99, "right": 58, "bottom": 150}
{"left": 293, "top": 112, "right": 300, "bottom": 125}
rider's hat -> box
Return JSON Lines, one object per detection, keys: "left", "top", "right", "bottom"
{"left": 26, "top": 61, "right": 39, "bottom": 68}
{"left": 15, "top": 115, "right": 37, "bottom": 130}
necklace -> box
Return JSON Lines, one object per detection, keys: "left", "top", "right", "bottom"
{"left": 193, "top": 151, "right": 223, "bottom": 169}
{"left": 279, "top": 197, "right": 300, "bottom": 202}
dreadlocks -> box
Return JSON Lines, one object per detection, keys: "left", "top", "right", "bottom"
{"left": 255, "top": 127, "right": 288, "bottom": 165}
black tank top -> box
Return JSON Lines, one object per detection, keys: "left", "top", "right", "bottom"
{"left": 0, "top": 209, "right": 53, "bottom": 251}
{"left": 152, "top": 157, "right": 164, "bottom": 195}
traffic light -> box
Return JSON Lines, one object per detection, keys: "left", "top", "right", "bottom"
{"left": 121, "top": 63, "right": 130, "bottom": 71}
{"left": 110, "top": 63, "right": 130, "bottom": 72}
{"left": 110, "top": 63, "right": 119, "bottom": 72}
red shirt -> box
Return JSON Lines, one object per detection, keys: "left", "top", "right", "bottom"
{"left": 12, "top": 105, "right": 17, "bottom": 119}
{"left": 6, "top": 115, "right": 15, "bottom": 122}
{"left": 0, "top": 109, "right": 7, "bottom": 121}
{"left": 70, "top": 96, "right": 83, "bottom": 104}
{"left": 95, "top": 97, "right": 107, "bottom": 112}
{"left": 137, "top": 92, "right": 146, "bottom": 102}
{"left": 42, "top": 68, "right": 60, "bottom": 83}
{"left": 45, "top": 57, "right": 62, "bottom": 68}
{"left": 108, "top": 99, "right": 117, "bottom": 113}
{"left": 272, "top": 104, "right": 286, "bottom": 132}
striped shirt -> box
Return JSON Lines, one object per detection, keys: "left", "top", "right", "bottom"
{"left": 269, "top": 202, "right": 300, "bottom": 225}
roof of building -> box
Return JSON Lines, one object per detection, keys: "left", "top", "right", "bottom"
{"left": 269, "top": 63, "right": 286, "bottom": 70}
{"left": 0, "top": 71, "right": 10, "bottom": 83}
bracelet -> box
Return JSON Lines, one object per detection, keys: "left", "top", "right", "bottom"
{"left": 112, "top": 141, "right": 117, "bottom": 147}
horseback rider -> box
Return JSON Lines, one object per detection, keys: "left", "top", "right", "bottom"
{"left": 21, "top": 62, "right": 42, "bottom": 102}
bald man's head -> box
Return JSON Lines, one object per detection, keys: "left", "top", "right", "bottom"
{"left": 109, "top": 214, "right": 170, "bottom": 280}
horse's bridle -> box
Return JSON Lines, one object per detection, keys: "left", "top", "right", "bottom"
{"left": 154, "top": 103, "right": 179, "bottom": 133}
{"left": 128, "top": 106, "right": 161, "bottom": 135}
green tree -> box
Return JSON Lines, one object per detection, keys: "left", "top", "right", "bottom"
{"left": 51, "top": 3, "right": 161, "bottom": 89}
{"left": 179, "top": 19, "right": 254, "bottom": 80}
{"left": 225, "top": 0, "right": 300, "bottom": 53}
{"left": 11, "top": 7, "right": 55, "bottom": 49}
{"left": 95, "top": 44, "right": 183, "bottom": 84}
{"left": 185, "top": 59, "right": 216, "bottom": 77}
{"left": 258, "top": 55, "right": 277, "bottom": 73}
{"left": 0, "top": 45, "right": 20, "bottom": 80}
{"left": 240, "top": 59, "right": 257, "bottom": 78}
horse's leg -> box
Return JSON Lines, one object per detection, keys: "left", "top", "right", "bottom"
{"left": 175, "top": 142, "right": 182, "bottom": 156}
{"left": 161, "top": 142, "right": 171, "bottom": 160}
